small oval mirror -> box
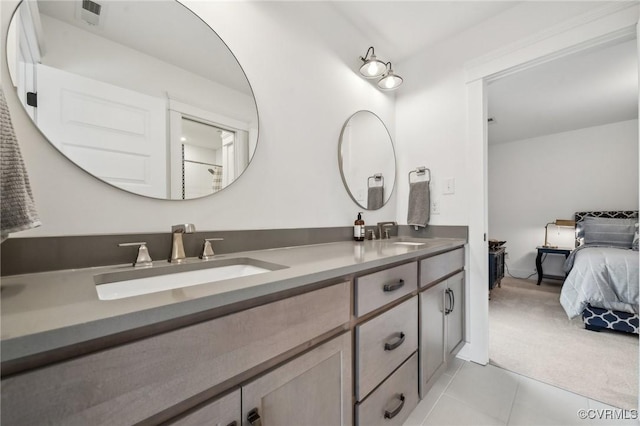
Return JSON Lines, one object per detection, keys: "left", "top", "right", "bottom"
{"left": 6, "top": 0, "right": 258, "bottom": 200}
{"left": 338, "top": 111, "right": 396, "bottom": 210}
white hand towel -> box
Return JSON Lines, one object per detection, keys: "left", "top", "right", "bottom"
{"left": 1, "top": 88, "right": 41, "bottom": 242}
{"left": 407, "top": 180, "right": 430, "bottom": 228}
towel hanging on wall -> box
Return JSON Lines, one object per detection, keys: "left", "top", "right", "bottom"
{"left": 367, "top": 173, "right": 384, "bottom": 210}
{"left": 407, "top": 167, "right": 431, "bottom": 228}
{"left": 1, "top": 88, "right": 41, "bottom": 242}
{"left": 367, "top": 186, "right": 384, "bottom": 210}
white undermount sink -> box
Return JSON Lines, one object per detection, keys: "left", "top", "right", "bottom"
{"left": 94, "top": 258, "right": 287, "bottom": 300}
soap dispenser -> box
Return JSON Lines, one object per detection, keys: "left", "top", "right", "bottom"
{"left": 354, "top": 212, "right": 365, "bottom": 241}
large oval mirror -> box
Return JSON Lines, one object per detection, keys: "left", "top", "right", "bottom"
{"left": 338, "top": 111, "right": 396, "bottom": 210}
{"left": 6, "top": 0, "right": 258, "bottom": 200}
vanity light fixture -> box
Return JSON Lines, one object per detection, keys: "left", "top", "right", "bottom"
{"left": 358, "top": 47, "right": 403, "bottom": 90}
{"left": 377, "top": 62, "right": 403, "bottom": 90}
{"left": 359, "top": 46, "right": 387, "bottom": 78}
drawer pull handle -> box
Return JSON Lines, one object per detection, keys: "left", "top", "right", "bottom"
{"left": 384, "top": 393, "right": 405, "bottom": 419}
{"left": 384, "top": 332, "right": 405, "bottom": 351}
{"left": 383, "top": 279, "right": 405, "bottom": 292}
{"left": 247, "top": 408, "right": 262, "bottom": 426}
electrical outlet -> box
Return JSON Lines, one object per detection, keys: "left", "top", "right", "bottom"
{"left": 431, "top": 200, "right": 440, "bottom": 215}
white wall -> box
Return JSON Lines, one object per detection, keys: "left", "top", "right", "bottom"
{"left": 1, "top": 1, "right": 397, "bottom": 236}
{"left": 394, "top": 1, "right": 612, "bottom": 227}
{"left": 488, "top": 119, "right": 639, "bottom": 277}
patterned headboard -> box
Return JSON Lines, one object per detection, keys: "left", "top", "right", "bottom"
{"left": 574, "top": 210, "right": 639, "bottom": 223}
{"left": 574, "top": 210, "right": 639, "bottom": 247}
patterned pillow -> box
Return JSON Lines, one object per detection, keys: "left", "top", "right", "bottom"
{"left": 633, "top": 223, "right": 639, "bottom": 251}
{"left": 582, "top": 217, "right": 637, "bottom": 248}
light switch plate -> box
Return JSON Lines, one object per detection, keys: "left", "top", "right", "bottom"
{"left": 443, "top": 178, "right": 455, "bottom": 195}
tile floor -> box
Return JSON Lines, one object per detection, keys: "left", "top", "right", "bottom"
{"left": 403, "top": 359, "right": 639, "bottom": 426}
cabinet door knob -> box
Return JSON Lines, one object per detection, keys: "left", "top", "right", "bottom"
{"left": 247, "top": 408, "right": 262, "bottom": 426}
{"left": 384, "top": 332, "right": 406, "bottom": 351}
{"left": 445, "top": 288, "right": 453, "bottom": 315}
{"left": 226, "top": 422, "right": 237, "bottom": 426}
{"left": 384, "top": 393, "right": 405, "bottom": 419}
{"left": 383, "top": 279, "right": 405, "bottom": 292}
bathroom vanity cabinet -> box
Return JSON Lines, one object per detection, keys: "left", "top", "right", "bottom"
{"left": 171, "top": 333, "right": 352, "bottom": 426}
{"left": 418, "top": 248, "right": 465, "bottom": 397}
{"left": 354, "top": 262, "right": 420, "bottom": 426}
{"left": 1, "top": 282, "right": 352, "bottom": 425}
{"left": 1, "top": 240, "right": 466, "bottom": 426}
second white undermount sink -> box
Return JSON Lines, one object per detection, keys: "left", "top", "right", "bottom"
{"left": 95, "top": 258, "right": 286, "bottom": 300}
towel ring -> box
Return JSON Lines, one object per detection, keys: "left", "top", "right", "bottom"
{"left": 368, "top": 173, "right": 384, "bottom": 188}
{"left": 408, "top": 167, "right": 430, "bottom": 183}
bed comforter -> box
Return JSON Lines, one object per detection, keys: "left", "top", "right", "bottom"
{"left": 559, "top": 245, "right": 639, "bottom": 319}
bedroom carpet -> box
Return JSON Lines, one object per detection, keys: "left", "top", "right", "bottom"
{"left": 489, "top": 277, "right": 638, "bottom": 410}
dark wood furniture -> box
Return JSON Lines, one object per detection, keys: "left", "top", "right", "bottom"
{"left": 489, "top": 247, "right": 505, "bottom": 293}
{"left": 535, "top": 246, "right": 572, "bottom": 285}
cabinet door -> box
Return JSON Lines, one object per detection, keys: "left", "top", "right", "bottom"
{"left": 419, "top": 281, "right": 446, "bottom": 397}
{"left": 169, "top": 389, "right": 240, "bottom": 426}
{"left": 446, "top": 272, "right": 465, "bottom": 356}
{"left": 242, "top": 333, "right": 352, "bottom": 426}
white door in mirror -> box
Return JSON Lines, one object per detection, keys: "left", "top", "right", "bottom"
{"left": 37, "top": 64, "right": 167, "bottom": 198}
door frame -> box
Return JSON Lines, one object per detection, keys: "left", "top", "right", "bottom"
{"left": 459, "top": 2, "right": 639, "bottom": 368}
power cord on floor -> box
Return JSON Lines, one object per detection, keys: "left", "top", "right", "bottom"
{"left": 504, "top": 253, "right": 546, "bottom": 280}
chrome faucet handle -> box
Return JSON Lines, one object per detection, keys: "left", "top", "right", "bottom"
{"left": 366, "top": 229, "right": 377, "bottom": 240}
{"left": 118, "top": 242, "right": 153, "bottom": 267}
{"left": 200, "top": 238, "right": 224, "bottom": 261}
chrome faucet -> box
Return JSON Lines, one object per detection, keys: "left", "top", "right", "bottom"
{"left": 377, "top": 221, "right": 397, "bottom": 239}
{"left": 170, "top": 223, "right": 196, "bottom": 263}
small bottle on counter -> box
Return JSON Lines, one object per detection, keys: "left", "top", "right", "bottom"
{"left": 354, "top": 212, "right": 365, "bottom": 241}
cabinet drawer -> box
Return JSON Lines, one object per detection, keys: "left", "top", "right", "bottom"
{"left": 356, "top": 352, "right": 419, "bottom": 426}
{"left": 1, "top": 282, "right": 350, "bottom": 426}
{"left": 355, "top": 296, "right": 418, "bottom": 400}
{"left": 170, "top": 388, "right": 240, "bottom": 426}
{"left": 355, "top": 261, "right": 417, "bottom": 317}
{"left": 420, "top": 248, "right": 464, "bottom": 288}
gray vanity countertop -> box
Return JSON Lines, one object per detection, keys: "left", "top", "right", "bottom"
{"left": 1, "top": 237, "right": 465, "bottom": 364}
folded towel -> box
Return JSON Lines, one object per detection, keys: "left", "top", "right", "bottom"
{"left": 407, "top": 180, "right": 430, "bottom": 228}
{"left": 367, "top": 185, "right": 384, "bottom": 210}
{"left": 1, "top": 88, "right": 41, "bottom": 242}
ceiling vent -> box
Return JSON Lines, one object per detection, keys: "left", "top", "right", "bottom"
{"left": 81, "top": 0, "right": 102, "bottom": 26}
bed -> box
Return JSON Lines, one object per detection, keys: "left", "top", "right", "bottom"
{"left": 559, "top": 211, "right": 639, "bottom": 334}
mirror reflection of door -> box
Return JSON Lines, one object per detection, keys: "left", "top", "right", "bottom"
{"left": 172, "top": 116, "right": 250, "bottom": 199}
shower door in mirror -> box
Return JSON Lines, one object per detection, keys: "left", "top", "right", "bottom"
{"left": 170, "top": 115, "right": 250, "bottom": 200}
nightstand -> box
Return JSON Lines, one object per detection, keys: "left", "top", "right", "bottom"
{"left": 535, "top": 246, "right": 572, "bottom": 285}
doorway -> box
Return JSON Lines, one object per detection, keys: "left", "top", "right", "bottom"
{"left": 463, "top": 2, "right": 639, "bottom": 409}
